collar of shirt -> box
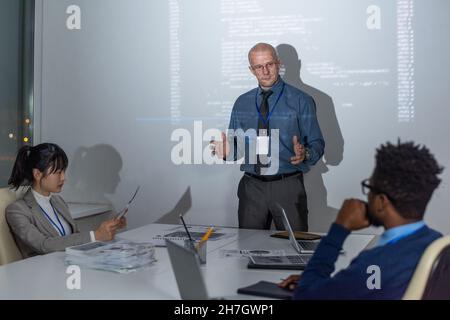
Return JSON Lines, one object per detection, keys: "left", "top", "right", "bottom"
{"left": 376, "top": 220, "right": 426, "bottom": 247}
{"left": 257, "top": 76, "right": 284, "bottom": 99}
{"left": 31, "top": 188, "right": 52, "bottom": 205}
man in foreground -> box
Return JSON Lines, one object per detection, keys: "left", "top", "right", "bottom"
{"left": 279, "top": 140, "right": 443, "bottom": 299}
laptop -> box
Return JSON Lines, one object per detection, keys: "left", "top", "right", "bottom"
{"left": 166, "top": 239, "right": 242, "bottom": 300}
{"left": 247, "top": 254, "right": 312, "bottom": 270}
{"left": 166, "top": 239, "right": 209, "bottom": 299}
{"left": 246, "top": 204, "right": 319, "bottom": 270}
{"left": 275, "top": 203, "right": 320, "bottom": 254}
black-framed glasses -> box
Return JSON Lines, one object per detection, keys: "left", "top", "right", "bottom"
{"left": 361, "top": 179, "right": 396, "bottom": 204}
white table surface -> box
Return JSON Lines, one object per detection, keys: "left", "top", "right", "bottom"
{"left": 0, "top": 223, "right": 374, "bottom": 299}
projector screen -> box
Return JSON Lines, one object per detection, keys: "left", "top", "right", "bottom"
{"left": 34, "top": 0, "right": 450, "bottom": 234}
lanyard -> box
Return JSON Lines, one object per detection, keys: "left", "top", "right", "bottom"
{"left": 39, "top": 204, "right": 66, "bottom": 236}
{"left": 255, "top": 82, "right": 285, "bottom": 129}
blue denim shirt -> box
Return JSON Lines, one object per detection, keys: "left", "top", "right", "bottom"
{"left": 227, "top": 78, "right": 325, "bottom": 174}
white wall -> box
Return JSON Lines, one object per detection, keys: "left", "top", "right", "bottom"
{"left": 34, "top": 0, "right": 450, "bottom": 234}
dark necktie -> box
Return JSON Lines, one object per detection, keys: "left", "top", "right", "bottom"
{"left": 256, "top": 90, "right": 273, "bottom": 174}
{"left": 258, "top": 90, "right": 273, "bottom": 130}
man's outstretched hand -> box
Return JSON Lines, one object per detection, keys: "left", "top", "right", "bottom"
{"left": 290, "top": 135, "right": 305, "bottom": 165}
{"left": 210, "top": 132, "right": 230, "bottom": 160}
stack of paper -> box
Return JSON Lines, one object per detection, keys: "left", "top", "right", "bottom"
{"left": 65, "top": 240, "right": 156, "bottom": 273}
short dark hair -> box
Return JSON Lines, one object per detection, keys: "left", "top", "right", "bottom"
{"left": 372, "top": 140, "right": 443, "bottom": 220}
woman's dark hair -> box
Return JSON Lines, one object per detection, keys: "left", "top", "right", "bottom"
{"left": 8, "top": 143, "right": 68, "bottom": 190}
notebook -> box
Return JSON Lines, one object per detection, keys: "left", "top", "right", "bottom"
{"left": 237, "top": 281, "right": 293, "bottom": 300}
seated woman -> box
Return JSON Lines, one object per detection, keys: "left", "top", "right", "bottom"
{"left": 6, "top": 143, "right": 126, "bottom": 258}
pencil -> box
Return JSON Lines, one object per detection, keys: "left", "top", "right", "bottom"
{"left": 200, "top": 227, "right": 214, "bottom": 242}
{"left": 196, "top": 227, "right": 214, "bottom": 250}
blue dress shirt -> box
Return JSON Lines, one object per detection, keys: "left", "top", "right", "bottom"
{"left": 376, "top": 220, "right": 426, "bottom": 247}
{"left": 227, "top": 78, "right": 325, "bottom": 174}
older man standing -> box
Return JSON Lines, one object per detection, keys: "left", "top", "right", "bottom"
{"left": 212, "top": 43, "right": 324, "bottom": 231}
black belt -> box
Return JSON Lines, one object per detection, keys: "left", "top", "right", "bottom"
{"left": 245, "top": 171, "right": 302, "bottom": 182}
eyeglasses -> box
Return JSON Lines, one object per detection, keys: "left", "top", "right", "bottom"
{"left": 250, "top": 61, "right": 279, "bottom": 73}
{"left": 361, "top": 179, "right": 396, "bottom": 204}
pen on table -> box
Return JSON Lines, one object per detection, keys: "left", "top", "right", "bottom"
{"left": 196, "top": 227, "right": 214, "bottom": 250}
{"left": 179, "top": 215, "right": 194, "bottom": 243}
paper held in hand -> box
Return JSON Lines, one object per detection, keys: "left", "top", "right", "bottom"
{"left": 115, "top": 186, "right": 140, "bottom": 219}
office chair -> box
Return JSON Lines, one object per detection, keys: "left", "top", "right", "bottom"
{"left": 0, "top": 187, "right": 26, "bottom": 265}
{"left": 403, "top": 235, "right": 450, "bottom": 300}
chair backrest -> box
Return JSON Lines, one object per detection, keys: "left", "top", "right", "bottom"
{"left": 0, "top": 187, "right": 27, "bottom": 265}
{"left": 403, "top": 235, "right": 450, "bottom": 300}
{"left": 422, "top": 244, "right": 450, "bottom": 299}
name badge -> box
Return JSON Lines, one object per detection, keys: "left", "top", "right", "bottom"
{"left": 257, "top": 136, "right": 269, "bottom": 155}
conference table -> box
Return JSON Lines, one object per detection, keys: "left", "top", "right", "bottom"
{"left": 0, "top": 223, "right": 375, "bottom": 299}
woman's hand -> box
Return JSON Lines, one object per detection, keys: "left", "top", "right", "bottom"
{"left": 116, "top": 217, "right": 127, "bottom": 230}
{"left": 94, "top": 218, "right": 126, "bottom": 241}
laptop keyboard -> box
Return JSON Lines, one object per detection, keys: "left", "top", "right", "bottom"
{"left": 286, "top": 255, "right": 311, "bottom": 264}
{"left": 250, "top": 254, "right": 312, "bottom": 265}
{"left": 298, "top": 240, "right": 320, "bottom": 251}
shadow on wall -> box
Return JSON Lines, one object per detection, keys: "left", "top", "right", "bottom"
{"left": 64, "top": 144, "right": 123, "bottom": 207}
{"left": 155, "top": 186, "right": 192, "bottom": 224}
{"left": 277, "top": 44, "right": 345, "bottom": 232}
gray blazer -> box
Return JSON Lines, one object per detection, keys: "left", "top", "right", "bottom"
{"left": 6, "top": 189, "right": 91, "bottom": 258}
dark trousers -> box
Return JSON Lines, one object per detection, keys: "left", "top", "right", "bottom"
{"left": 237, "top": 172, "right": 308, "bottom": 231}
